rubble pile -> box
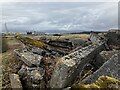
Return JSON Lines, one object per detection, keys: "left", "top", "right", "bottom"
{"left": 12, "top": 36, "right": 75, "bottom": 89}
{"left": 10, "top": 29, "right": 120, "bottom": 89}
{"left": 49, "top": 42, "right": 105, "bottom": 88}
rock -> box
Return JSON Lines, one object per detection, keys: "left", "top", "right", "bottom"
{"left": 99, "top": 50, "right": 118, "bottom": 61}
{"left": 9, "top": 74, "right": 22, "bottom": 90}
{"left": 32, "top": 47, "right": 46, "bottom": 56}
{"left": 89, "top": 33, "right": 105, "bottom": 45}
{"left": 91, "top": 50, "right": 118, "bottom": 69}
{"left": 106, "top": 29, "right": 120, "bottom": 45}
{"left": 81, "top": 51, "right": 120, "bottom": 84}
{"left": 18, "top": 65, "right": 45, "bottom": 85}
{"left": 29, "top": 69, "right": 43, "bottom": 84}
{"left": 18, "top": 65, "right": 27, "bottom": 76}
{"left": 14, "top": 49, "right": 43, "bottom": 67}
{"left": 49, "top": 42, "right": 105, "bottom": 88}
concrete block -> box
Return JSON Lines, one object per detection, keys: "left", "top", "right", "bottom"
{"left": 14, "top": 49, "right": 43, "bottom": 67}
{"left": 9, "top": 74, "right": 22, "bottom": 90}
{"left": 18, "top": 65, "right": 44, "bottom": 85}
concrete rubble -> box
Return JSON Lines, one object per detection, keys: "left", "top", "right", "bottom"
{"left": 11, "top": 29, "right": 120, "bottom": 89}
{"left": 81, "top": 52, "right": 120, "bottom": 84}
{"left": 14, "top": 48, "right": 43, "bottom": 67}
{"left": 49, "top": 42, "right": 105, "bottom": 88}
{"left": 89, "top": 33, "right": 102, "bottom": 44}
{"left": 92, "top": 50, "right": 118, "bottom": 69}
{"left": 18, "top": 65, "right": 45, "bottom": 88}
{"left": 9, "top": 74, "right": 22, "bottom": 90}
{"left": 49, "top": 30, "right": 120, "bottom": 88}
{"left": 18, "top": 65, "right": 44, "bottom": 80}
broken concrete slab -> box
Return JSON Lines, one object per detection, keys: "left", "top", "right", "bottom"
{"left": 81, "top": 51, "right": 120, "bottom": 84}
{"left": 14, "top": 49, "right": 43, "bottom": 67}
{"left": 49, "top": 42, "right": 105, "bottom": 88}
{"left": 91, "top": 50, "right": 118, "bottom": 69}
{"left": 9, "top": 74, "right": 22, "bottom": 90}
{"left": 46, "top": 40, "right": 73, "bottom": 49}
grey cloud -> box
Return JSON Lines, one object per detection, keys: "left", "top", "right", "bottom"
{"left": 2, "top": 2, "right": 118, "bottom": 32}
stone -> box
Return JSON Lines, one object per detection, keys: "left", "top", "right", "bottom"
{"left": 14, "top": 49, "right": 43, "bottom": 67}
{"left": 29, "top": 69, "right": 43, "bottom": 84}
{"left": 105, "top": 30, "right": 120, "bottom": 45}
{"left": 31, "top": 47, "right": 46, "bottom": 56}
{"left": 99, "top": 50, "right": 118, "bottom": 61}
{"left": 18, "top": 65, "right": 45, "bottom": 85}
{"left": 9, "top": 74, "right": 22, "bottom": 90}
{"left": 89, "top": 33, "right": 104, "bottom": 44}
{"left": 49, "top": 42, "right": 105, "bottom": 88}
{"left": 91, "top": 50, "right": 118, "bottom": 69}
{"left": 18, "top": 65, "right": 27, "bottom": 76}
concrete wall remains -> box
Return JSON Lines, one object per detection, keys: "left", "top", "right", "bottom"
{"left": 49, "top": 42, "right": 105, "bottom": 88}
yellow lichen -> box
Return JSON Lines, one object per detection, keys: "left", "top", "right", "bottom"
{"left": 72, "top": 76, "right": 120, "bottom": 89}
{"left": 17, "top": 36, "right": 47, "bottom": 48}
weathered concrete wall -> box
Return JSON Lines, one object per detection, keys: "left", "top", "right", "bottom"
{"left": 9, "top": 74, "right": 22, "bottom": 90}
{"left": 49, "top": 42, "right": 105, "bottom": 88}
{"left": 81, "top": 51, "right": 120, "bottom": 84}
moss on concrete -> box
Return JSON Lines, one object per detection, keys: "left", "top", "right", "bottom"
{"left": 72, "top": 76, "right": 120, "bottom": 89}
{"left": 18, "top": 36, "right": 47, "bottom": 48}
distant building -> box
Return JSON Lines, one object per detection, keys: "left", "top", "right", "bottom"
{"left": 34, "top": 31, "right": 45, "bottom": 35}
{"left": 26, "top": 31, "right": 32, "bottom": 35}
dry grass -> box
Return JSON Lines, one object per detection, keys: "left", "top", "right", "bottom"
{"left": 46, "top": 34, "right": 90, "bottom": 40}
{"left": 18, "top": 36, "right": 47, "bottom": 48}
{"left": 2, "top": 37, "right": 23, "bottom": 89}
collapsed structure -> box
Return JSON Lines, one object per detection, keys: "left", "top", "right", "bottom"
{"left": 10, "top": 29, "right": 120, "bottom": 89}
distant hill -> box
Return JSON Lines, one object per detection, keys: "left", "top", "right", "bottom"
{"left": 2, "top": 28, "right": 108, "bottom": 34}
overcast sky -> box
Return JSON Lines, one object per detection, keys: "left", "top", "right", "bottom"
{"left": 1, "top": 2, "right": 118, "bottom": 33}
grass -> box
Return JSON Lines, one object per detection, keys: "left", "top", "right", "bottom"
{"left": 1, "top": 36, "right": 23, "bottom": 89}
{"left": 46, "top": 34, "right": 90, "bottom": 40}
